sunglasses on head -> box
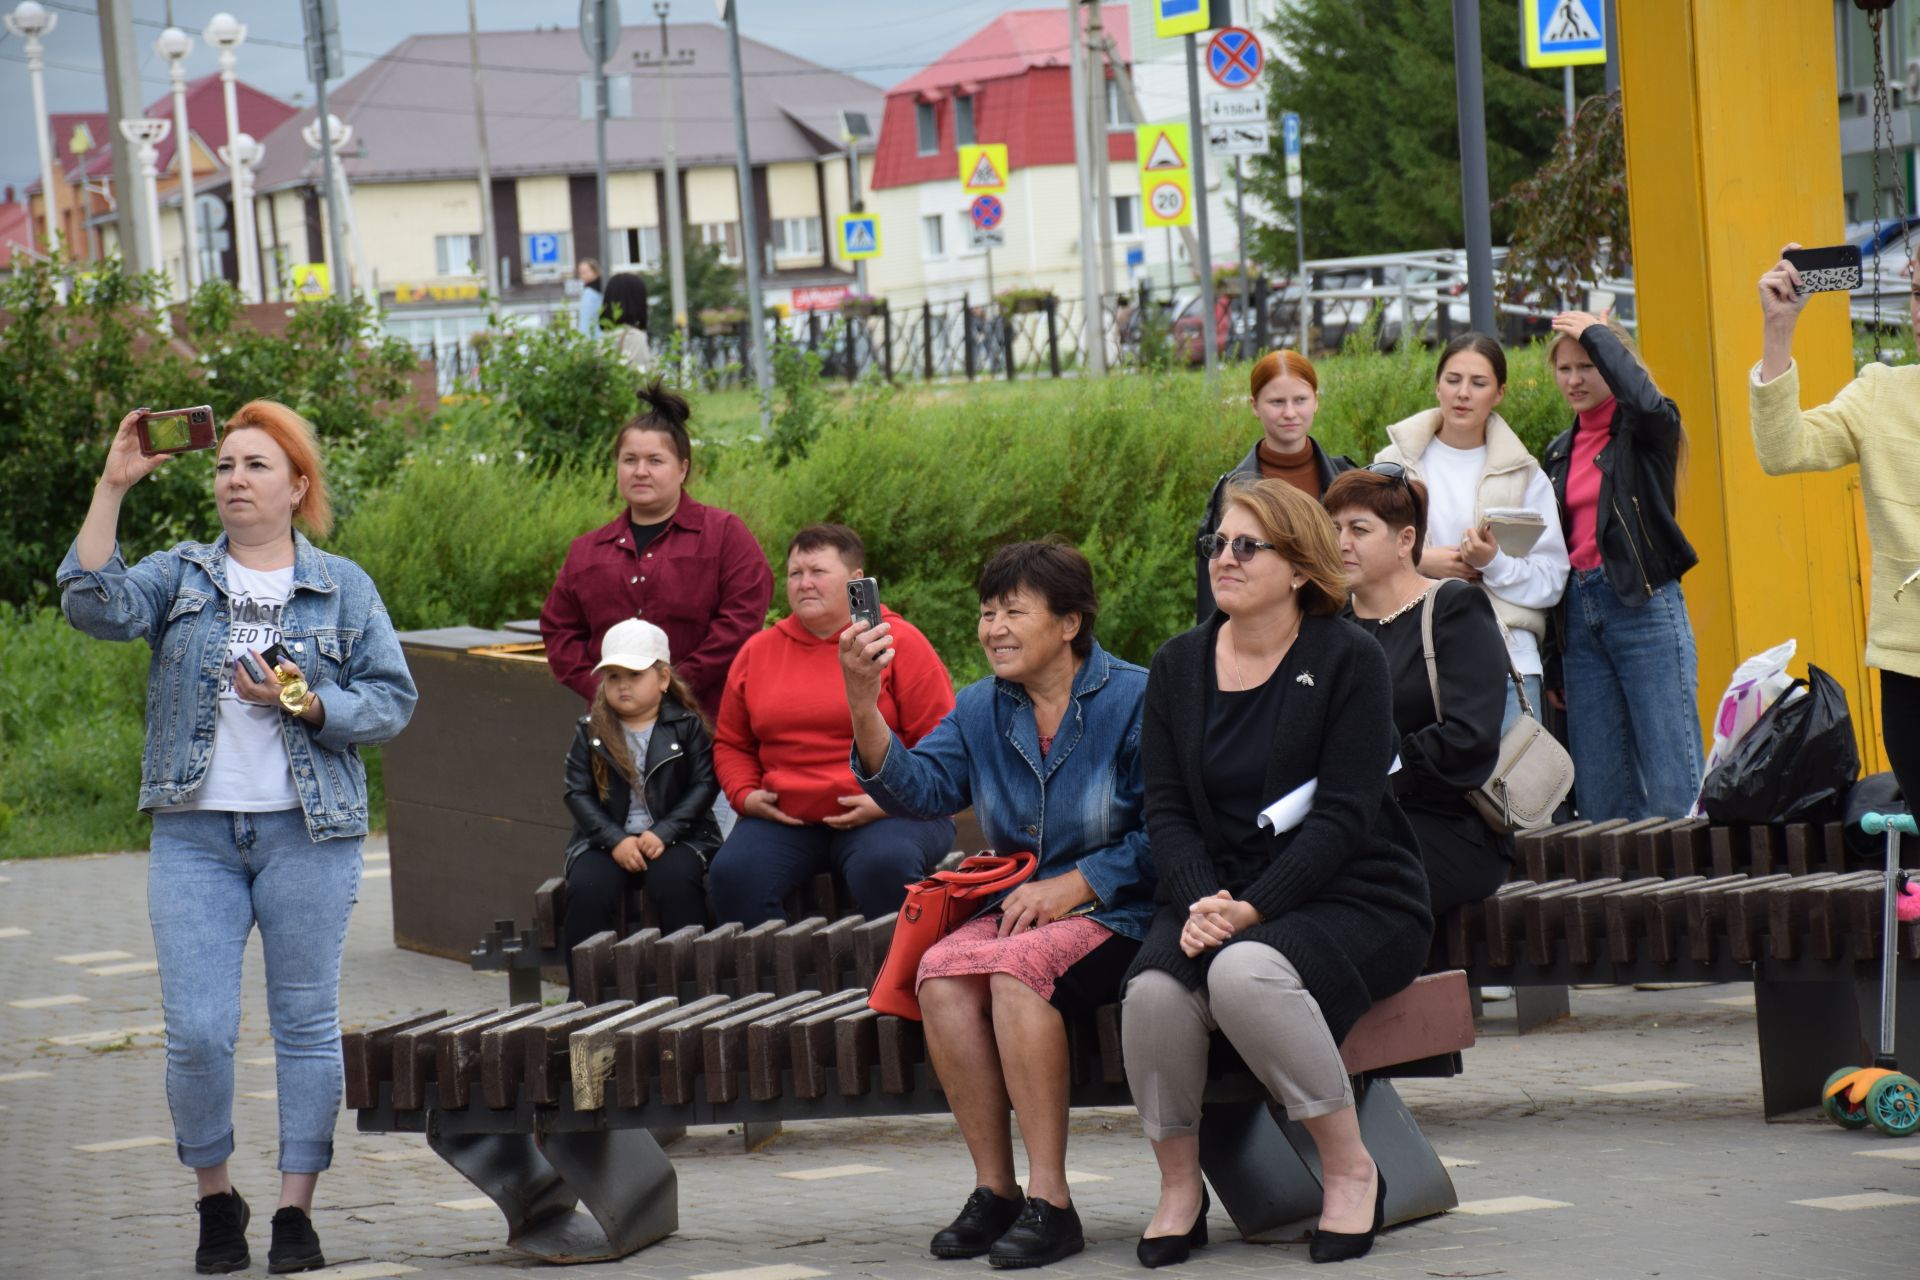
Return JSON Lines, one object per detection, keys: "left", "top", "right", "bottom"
{"left": 1366, "top": 461, "right": 1410, "bottom": 486}
{"left": 1197, "top": 533, "right": 1277, "bottom": 562}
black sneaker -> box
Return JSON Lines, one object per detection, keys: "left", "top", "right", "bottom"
{"left": 194, "top": 1188, "right": 250, "bottom": 1275}
{"left": 987, "top": 1196, "right": 1083, "bottom": 1269}
{"left": 267, "top": 1205, "right": 326, "bottom": 1274}
{"left": 930, "top": 1185, "right": 1025, "bottom": 1259}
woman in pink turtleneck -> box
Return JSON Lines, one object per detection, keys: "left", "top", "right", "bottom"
{"left": 1541, "top": 313, "right": 1705, "bottom": 823}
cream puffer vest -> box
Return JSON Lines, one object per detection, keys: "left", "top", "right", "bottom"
{"left": 1374, "top": 407, "right": 1549, "bottom": 643}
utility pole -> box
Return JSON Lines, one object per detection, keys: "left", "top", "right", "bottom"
{"left": 1090, "top": 27, "right": 1200, "bottom": 272}
{"left": 1085, "top": 1, "right": 1115, "bottom": 301}
{"left": 639, "top": 3, "right": 692, "bottom": 333}
{"left": 581, "top": 0, "right": 619, "bottom": 283}
{"left": 1451, "top": 0, "right": 1497, "bottom": 334}
{"left": 302, "top": 0, "right": 349, "bottom": 302}
{"left": 99, "top": 0, "right": 150, "bottom": 274}
{"left": 466, "top": 0, "right": 498, "bottom": 295}
{"left": 723, "top": 0, "right": 772, "bottom": 413}
{"left": 1067, "top": 0, "right": 1105, "bottom": 377}
{"left": 1184, "top": 31, "right": 1217, "bottom": 381}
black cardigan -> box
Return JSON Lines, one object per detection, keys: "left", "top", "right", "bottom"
{"left": 1127, "top": 612, "right": 1434, "bottom": 1043}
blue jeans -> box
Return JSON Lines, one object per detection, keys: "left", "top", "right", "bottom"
{"left": 1502, "top": 673, "right": 1545, "bottom": 734}
{"left": 1561, "top": 569, "right": 1706, "bottom": 821}
{"left": 707, "top": 815, "right": 953, "bottom": 926}
{"left": 148, "top": 809, "right": 362, "bottom": 1173}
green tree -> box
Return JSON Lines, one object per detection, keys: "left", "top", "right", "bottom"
{"left": 637, "top": 237, "right": 746, "bottom": 336}
{"left": 1497, "top": 89, "right": 1629, "bottom": 305}
{"left": 1247, "top": 0, "right": 1605, "bottom": 267}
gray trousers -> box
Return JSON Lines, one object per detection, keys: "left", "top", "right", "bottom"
{"left": 1122, "top": 943, "right": 1354, "bottom": 1140}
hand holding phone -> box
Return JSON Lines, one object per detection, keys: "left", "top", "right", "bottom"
{"left": 1781, "top": 244, "right": 1862, "bottom": 296}
{"left": 237, "top": 651, "right": 268, "bottom": 684}
{"left": 134, "top": 405, "right": 219, "bottom": 457}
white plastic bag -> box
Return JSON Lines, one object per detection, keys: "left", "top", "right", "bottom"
{"left": 1692, "top": 638, "right": 1800, "bottom": 816}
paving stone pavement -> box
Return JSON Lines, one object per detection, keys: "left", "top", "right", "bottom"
{"left": 3, "top": 843, "right": 1918, "bottom": 1280}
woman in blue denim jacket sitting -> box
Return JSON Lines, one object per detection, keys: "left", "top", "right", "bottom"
{"left": 839, "top": 541, "right": 1154, "bottom": 1270}
{"left": 59, "top": 402, "right": 417, "bottom": 1277}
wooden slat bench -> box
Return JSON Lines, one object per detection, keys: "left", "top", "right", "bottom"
{"left": 345, "top": 970, "right": 1475, "bottom": 1263}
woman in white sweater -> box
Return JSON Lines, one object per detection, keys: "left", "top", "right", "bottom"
{"left": 1374, "top": 333, "right": 1571, "bottom": 727}
{"left": 1752, "top": 244, "right": 1920, "bottom": 804}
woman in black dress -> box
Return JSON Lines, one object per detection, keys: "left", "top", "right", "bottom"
{"left": 1123, "top": 478, "right": 1433, "bottom": 1267}
{"left": 1324, "top": 466, "right": 1511, "bottom": 916}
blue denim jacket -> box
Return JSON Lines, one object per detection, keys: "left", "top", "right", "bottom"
{"left": 58, "top": 533, "right": 418, "bottom": 841}
{"left": 853, "top": 641, "right": 1156, "bottom": 939}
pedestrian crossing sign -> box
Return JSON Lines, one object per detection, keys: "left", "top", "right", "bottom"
{"left": 959, "top": 143, "right": 1009, "bottom": 194}
{"left": 1134, "top": 123, "right": 1194, "bottom": 229}
{"left": 288, "top": 262, "right": 331, "bottom": 300}
{"left": 838, "top": 214, "right": 881, "bottom": 261}
{"left": 1521, "top": 0, "right": 1606, "bottom": 69}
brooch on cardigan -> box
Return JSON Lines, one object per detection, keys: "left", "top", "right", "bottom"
{"left": 1295, "top": 671, "right": 1315, "bottom": 687}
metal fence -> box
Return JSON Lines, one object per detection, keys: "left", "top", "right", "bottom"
{"left": 412, "top": 246, "right": 1912, "bottom": 396}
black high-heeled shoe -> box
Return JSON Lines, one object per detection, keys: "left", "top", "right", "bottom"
{"left": 1308, "top": 1166, "right": 1386, "bottom": 1264}
{"left": 1136, "top": 1185, "right": 1209, "bottom": 1269}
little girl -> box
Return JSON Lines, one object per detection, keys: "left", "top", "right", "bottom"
{"left": 561, "top": 619, "right": 720, "bottom": 980}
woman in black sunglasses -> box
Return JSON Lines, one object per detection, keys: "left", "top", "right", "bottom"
{"left": 1125, "top": 478, "right": 1430, "bottom": 1266}
{"left": 1194, "top": 350, "right": 1356, "bottom": 623}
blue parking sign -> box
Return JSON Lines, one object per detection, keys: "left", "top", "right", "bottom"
{"left": 525, "top": 232, "right": 560, "bottom": 266}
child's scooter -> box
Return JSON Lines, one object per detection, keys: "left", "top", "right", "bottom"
{"left": 1821, "top": 812, "right": 1920, "bottom": 1136}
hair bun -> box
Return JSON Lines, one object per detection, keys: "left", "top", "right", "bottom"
{"left": 635, "top": 377, "right": 691, "bottom": 429}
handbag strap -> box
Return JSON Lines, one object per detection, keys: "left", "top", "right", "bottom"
{"left": 1419, "top": 581, "right": 1535, "bottom": 723}
{"left": 932, "top": 850, "right": 1039, "bottom": 900}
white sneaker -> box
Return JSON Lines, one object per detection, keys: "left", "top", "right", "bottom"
{"left": 1479, "top": 986, "right": 1514, "bottom": 1002}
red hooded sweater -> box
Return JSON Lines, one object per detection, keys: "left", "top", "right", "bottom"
{"left": 713, "top": 607, "right": 955, "bottom": 823}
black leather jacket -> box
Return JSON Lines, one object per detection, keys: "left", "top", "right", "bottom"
{"left": 1195, "top": 437, "right": 1355, "bottom": 622}
{"left": 1541, "top": 326, "right": 1698, "bottom": 607}
{"left": 563, "top": 699, "right": 721, "bottom": 866}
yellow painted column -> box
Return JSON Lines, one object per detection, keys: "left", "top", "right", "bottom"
{"left": 1617, "top": 0, "right": 1882, "bottom": 769}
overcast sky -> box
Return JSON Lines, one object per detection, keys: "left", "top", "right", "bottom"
{"left": 0, "top": 0, "right": 1038, "bottom": 192}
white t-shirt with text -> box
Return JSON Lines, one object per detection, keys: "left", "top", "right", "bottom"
{"left": 172, "top": 560, "right": 300, "bottom": 813}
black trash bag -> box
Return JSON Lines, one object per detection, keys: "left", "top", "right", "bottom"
{"left": 1698, "top": 664, "right": 1860, "bottom": 826}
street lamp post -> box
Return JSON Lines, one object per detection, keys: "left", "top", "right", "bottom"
{"left": 155, "top": 26, "right": 198, "bottom": 294}
{"left": 302, "top": 114, "right": 366, "bottom": 301}
{"left": 5, "top": 2, "right": 61, "bottom": 257}
{"left": 219, "top": 132, "right": 265, "bottom": 298}
{"left": 204, "top": 12, "right": 259, "bottom": 301}
{"left": 118, "top": 118, "right": 171, "bottom": 277}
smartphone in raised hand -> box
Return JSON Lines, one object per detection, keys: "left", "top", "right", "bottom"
{"left": 134, "top": 405, "right": 219, "bottom": 456}
{"left": 1782, "top": 244, "right": 1863, "bottom": 296}
{"left": 846, "top": 577, "right": 881, "bottom": 631}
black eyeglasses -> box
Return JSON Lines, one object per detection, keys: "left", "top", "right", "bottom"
{"left": 1197, "top": 533, "right": 1278, "bottom": 562}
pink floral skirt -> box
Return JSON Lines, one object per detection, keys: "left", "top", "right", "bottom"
{"left": 916, "top": 912, "right": 1115, "bottom": 1001}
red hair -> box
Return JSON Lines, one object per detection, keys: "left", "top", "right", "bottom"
{"left": 1249, "top": 348, "right": 1318, "bottom": 401}
{"left": 224, "top": 400, "right": 332, "bottom": 538}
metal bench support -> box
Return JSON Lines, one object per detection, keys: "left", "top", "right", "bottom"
{"left": 1198, "top": 1080, "right": 1455, "bottom": 1242}
{"left": 1754, "top": 960, "right": 1919, "bottom": 1120}
{"left": 426, "top": 1113, "right": 677, "bottom": 1262}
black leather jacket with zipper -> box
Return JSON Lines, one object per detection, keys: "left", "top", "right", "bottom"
{"left": 1541, "top": 325, "right": 1698, "bottom": 608}
{"left": 563, "top": 699, "right": 722, "bottom": 868}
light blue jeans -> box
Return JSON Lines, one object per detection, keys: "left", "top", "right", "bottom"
{"left": 1561, "top": 569, "right": 1706, "bottom": 821}
{"left": 148, "top": 809, "right": 362, "bottom": 1173}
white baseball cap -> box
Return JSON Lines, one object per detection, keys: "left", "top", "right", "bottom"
{"left": 593, "top": 618, "right": 672, "bottom": 673}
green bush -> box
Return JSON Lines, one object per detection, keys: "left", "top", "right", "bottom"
{"left": 0, "top": 608, "right": 151, "bottom": 858}
{"left": 329, "top": 439, "right": 613, "bottom": 632}
{"left": 470, "top": 316, "right": 643, "bottom": 469}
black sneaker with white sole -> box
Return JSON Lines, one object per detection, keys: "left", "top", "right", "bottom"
{"left": 267, "top": 1205, "right": 326, "bottom": 1274}
{"left": 194, "top": 1188, "right": 250, "bottom": 1275}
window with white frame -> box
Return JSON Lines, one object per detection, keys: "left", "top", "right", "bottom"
{"left": 611, "top": 226, "right": 662, "bottom": 270}
{"left": 954, "top": 95, "right": 976, "bottom": 147}
{"left": 1111, "top": 194, "right": 1140, "bottom": 237}
{"left": 922, "top": 213, "right": 945, "bottom": 257}
{"left": 1105, "top": 76, "right": 1134, "bottom": 128}
{"left": 915, "top": 101, "right": 939, "bottom": 155}
{"left": 435, "top": 233, "right": 479, "bottom": 276}
{"left": 772, "top": 216, "right": 822, "bottom": 257}
{"left": 698, "top": 221, "right": 741, "bottom": 262}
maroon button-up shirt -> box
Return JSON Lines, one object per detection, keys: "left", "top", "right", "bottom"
{"left": 539, "top": 495, "right": 773, "bottom": 716}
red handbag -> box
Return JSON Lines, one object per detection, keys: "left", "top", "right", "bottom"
{"left": 866, "top": 851, "right": 1040, "bottom": 1020}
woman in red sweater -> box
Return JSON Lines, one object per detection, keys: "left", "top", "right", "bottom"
{"left": 708, "top": 524, "right": 957, "bottom": 924}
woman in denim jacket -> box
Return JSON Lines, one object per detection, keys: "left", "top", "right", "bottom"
{"left": 59, "top": 402, "right": 417, "bottom": 1276}
{"left": 839, "top": 541, "right": 1154, "bottom": 1270}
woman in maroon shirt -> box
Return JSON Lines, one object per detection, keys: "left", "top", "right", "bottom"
{"left": 540, "top": 381, "right": 773, "bottom": 719}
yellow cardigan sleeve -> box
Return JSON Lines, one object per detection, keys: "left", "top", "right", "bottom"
{"left": 1747, "top": 358, "right": 1875, "bottom": 475}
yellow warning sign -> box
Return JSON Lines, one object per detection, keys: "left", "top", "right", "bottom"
{"left": 1135, "top": 123, "right": 1194, "bottom": 228}
{"left": 288, "top": 262, "right": 331, "bottom": 300}
{"left": 958, "top": 142, "right": 1009, "bottom": 194}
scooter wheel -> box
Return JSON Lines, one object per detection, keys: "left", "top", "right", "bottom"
{"left": 1823, "top": 1067, "right": 1873, "bottom": 1129}
{"left": 1865, "top": 1073, "right": 1920, "bottom": 1137}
